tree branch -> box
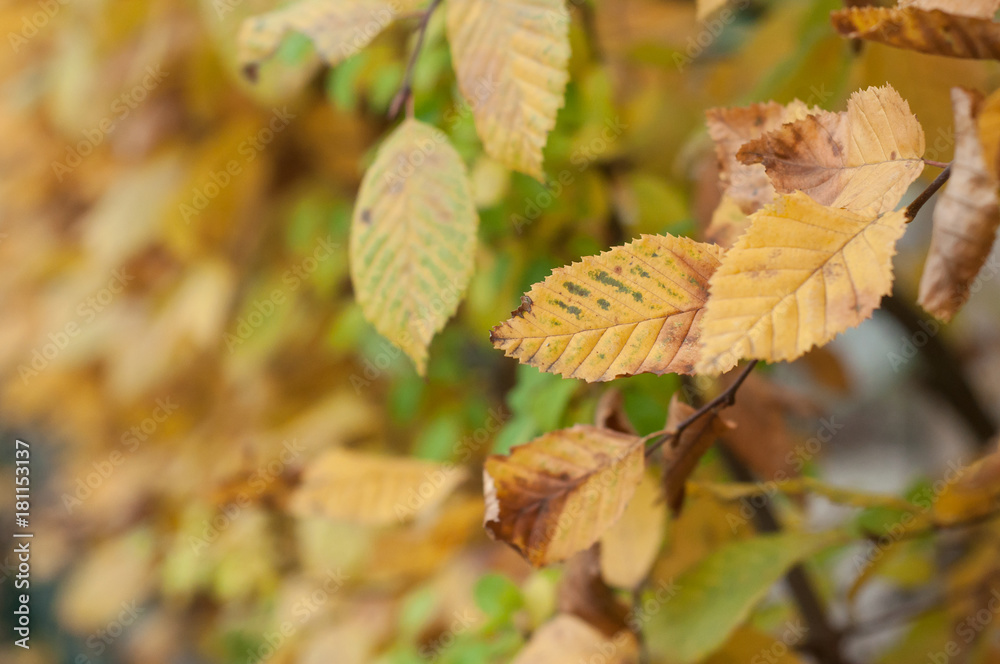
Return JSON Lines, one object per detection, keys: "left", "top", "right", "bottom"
{"left": 905, "top": 164, "right": 952, "bottom": 222}
{"left": 388, "top": 0, "right": 442, "bottom": 120}
{"left": 643, "top": 360, "right": 758, "bottom": 458}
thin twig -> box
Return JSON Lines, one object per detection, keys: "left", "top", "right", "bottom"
{"left": 388, "top": 0, "right": 442, "bottom": 120}
{"left": 905, "top": 164, "right": 952, "bottom": 221}
{"left": 923, "top": 159, "right": 950, "bottom": 169}
{"left": 643, "top": 360, "right": 758, "bottom": 458}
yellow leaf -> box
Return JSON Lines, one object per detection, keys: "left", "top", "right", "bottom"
{"left": 350, "top": 119, "right": 479, "bottom": 374}
{"left": 919, "top": 88, "right": 1000, "bottom": 322}
{"left": 933, "top": 444, "right": 1000, "bottom": 525}
{"left": 979, "top": 87, "right": 1000, "bottom": 180}
{"left": 483, "top": 425, "right": 645, "bottom": 566}
{"left": 738, "top": 85, "right": 926, "bottom": 216}
{"left": 696, "top": 192, "right": 908, "bottom": 373}
{"left": 599, "top": 471, "right": 666, "bottom": 589}
{"left": 446, "top": 0, "right": 571, "bottom": 180}
{"left": 512, "top": 614, "right": 639, "bottom": 664}
{"left": 706, "top": 100, "right": 817, "bottom": 214}
{"left": 290, "top": 448, "right": 468, "bottom": 526}
{"left": 490, "top": 234, "right": 728, "bottom": 382}
{"left": 831, "top": 6, "right": 1000, "bottom": 60}
{"left": 704, "top": 194, "right": 750, "bottom": 249}
{"left": 238, "top": 0, "right": 422, "bottom": 75}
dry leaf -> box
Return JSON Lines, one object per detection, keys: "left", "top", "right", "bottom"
{"left": 491, "top": 234, "right": 729, "bottom": 381}
{"left": 706, "top": 100, "right": 816, "bottom": 214}
{"left": 239, "top": 0, "right": 421, "bottom": 75}
{"left": 696, "top": 192, "right": 908, "bottom": 373}
{"left": 558, "top": 546, "right": 632, "bottom": 637}
{"left": 512, "top": 614, "right": 639, "bottom": 664}
{"left": 662, "top": 394, "right": 732, "bottom": 513}
{"left": 933, "top": 443, "right": 1000, "bottom": 525}
{"left": 483, "top": 425, "right": 644, "bottom": 566}
{"left": 350, "top": 119, "right": 478, "bottom": 375}
{"left": 290, "top": 448, "right": 467, "bottom": 525}
{"left": 899, "top": 0, "right": 1000, "bottom": 18}
{"left": 738, "top": 85, "right": 926, "bottom": 216}
{"left": 918, "top": 88, "right": 1000, "bottom": 321}
{"left": 446, "top": 0, "right": 571, "bottom": 180}
{"left": 594, "top": 389, "right": 639, "bottom": 436}
{"left": 704, "top": 194, "right": 750, "bottom": 249}
{"left": 598, "top": 472, "right": 666, "bottom": 588}
{"left": 831, "top": 6, "right": 1000, "bottom": 60}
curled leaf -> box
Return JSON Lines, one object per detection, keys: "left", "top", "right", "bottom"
{"left": 831, "top": 6, "right": 1000, "bottom": 60}
{"left": 483, "top": 425, "right": 645, "bottom": 566}
{"left": 737, "top": 85, "right": 925, "bottom": 216}
{"left": 490, "top": 234, "right": 728, "bottom": 381}
{"left": 918, "top": 88, "right": 1000, "bottom": 322}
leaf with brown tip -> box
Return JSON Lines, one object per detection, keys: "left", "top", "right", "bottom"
{"left": 490, "top": 234, "right": 729, "bottom": 381}
{"left": 446, "top": 0, "right": 570, "bottom": 180}
{"left": 918, "top": 88, "right": 1000, "bottom": 322}
{"left": 483, "top": 425, "right": 645, "bottom": 566}
{"left": 831, "top": 6, "right": 1000, "bottom": 60}
{"left": 696, "top": 192, "right": 908, "bottom": 373}
{"left": 706, "top": 101, "right": 817, "bottom": 214}
{"left": 738, "top": 85, "right": 925, "bottom": 216}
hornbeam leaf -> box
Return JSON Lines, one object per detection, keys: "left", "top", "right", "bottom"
{"left": 696, "top": 192, "right": 908, "bottom": 373}
{"left": 919, "top": 88, "right": 1000, "bottom": 322}
{"left": 831, "top": 6, "right": 1000, "bottom": 60}
{"left": 484, "top": 425, "right": 645, "bottom": 566}
{"left": 239, "top": 0, "right": 422, "bottom": 74}
{"left": 737, "top": 85, "right": 926, "bottom": 216}
{"left": 290, "top": 448, "right": 467, "bottom": 525}
{"left": 350, "top": 119, "right": 479, "bottom": 375}
{"left": 446, "top": 0, "right": 571, "bottom": 180}
{"left": 490, "top": 234, "right": 729, "bottom": 381}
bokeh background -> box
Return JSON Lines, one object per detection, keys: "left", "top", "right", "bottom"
{"left": 2, "top": 0, "right": 1000, "bottom": 662}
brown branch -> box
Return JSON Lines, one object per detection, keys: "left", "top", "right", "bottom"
{"left": 922, "top": 159, "right": 950, "bottom": 169}
{"left": 388, "top": 0, "right": 442, "bottom": 120}
{"left": 643, "top": 360, "right": 758, "bottom": 458}
{"left": 905, "top": 164, "right": 952, "bottom": 222}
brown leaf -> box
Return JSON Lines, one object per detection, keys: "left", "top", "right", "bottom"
{"left": 662, "top": 394, "right": 733, "bottom": 513}
{"left": 919, "top": 88, "right": 1000, "bottom": 321}
{"left": 483, "top": 425, "right": 645, "bottom": 566}
{"left": 512, "top": 614, "right": 639, "bottom": 664}
{"left": 594, "top": 389, "right": 638, "bottom": 436}
{"left": 558, "top": 546, "right": 632, "bottom": 637}
{"left": 706, "top": 100, "right": 817, "bottom": 214}
{"left": 737, "top": 85, "right": 925, "bottom": 216}
{"left": 900, "top": 0, "right": 1000, "bottom": 19}
{"left": 831, "top": 6, "right": 1000, "bottom": 60}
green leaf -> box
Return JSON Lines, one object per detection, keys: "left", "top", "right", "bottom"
{"left": 648, "top": 531, "right": 845, "bottom": 663}
{"left": 350, "top": 119, "right": 479, "bottom": 374}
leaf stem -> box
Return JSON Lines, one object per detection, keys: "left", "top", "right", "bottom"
{"left": 643, "top": 360, "right": 758, "bottom": 458}
{"left": 388, "top": 0, "right": 443, "bottom": 120}
{"left": 905, "top": 164, "right": 952, "bottom": 221}
{"left": 922, "top": 158, "right": 950, "bottom": 169}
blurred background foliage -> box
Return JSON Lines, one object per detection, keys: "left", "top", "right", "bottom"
{"left": 2, "top": 0, "right": 1000, "bottom": 662}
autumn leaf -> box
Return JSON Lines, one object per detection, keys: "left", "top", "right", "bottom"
{"left": 239, "top": 0, "right": 423, "bottom": 77}
{"left": 558, "top": 546, "right": 632, "bottom": 637}
{"left": 512, "top": 614, "right": 639, "bottom": 664}
{"left": 350, "top": 119, "right": 478, "bottom": 375}
{"left": 704, "top": 195, "right": 750, "bottom": 249}
{"left": 737, "top": 85, "right": 926, "bottom": 216}
{"left": 490, "top": 234, "right": 728, "bottom": 381}
{"left": 446, "top": 0, "right": 571, "bottom": 180}
{"left": 483, "top": 425, "right": 645, "bottom": 566}
{"left": 696, "top": 192, "right": 908, "bottom": 374}
{"left": 933, "top": 443, "right": 1000, "bottom": 525}
{"left": 979, "top": 88, "right": 1000, "bottom": 180}
{"left": 831, "top": 5, "right": 1000, "bottom": 60}
{"left": 899, "top": 0, "right": 1000, "bottom": 18}
{"left": 646, "top": 532, "right": 845, "bottom": 664}
{"left": 706, "top": 100, "right": 817, "bottom": 214}
{"left": 290, "top": 448, "right": 467, "bottom": 525}
{"left": 598, "top": 472, "right": 666, "bottom": 588}
{"left": 918, "top": 88, "right": 1000, "bottom": 322}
